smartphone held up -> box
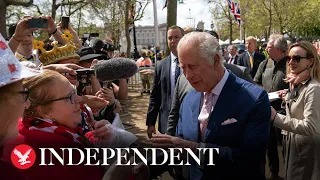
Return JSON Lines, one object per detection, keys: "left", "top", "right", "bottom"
{"left": 61, "top": 16, "right": 70, "bottom": 29}
{"left": 28, "top": 18, "right": 48, "bottom": 29}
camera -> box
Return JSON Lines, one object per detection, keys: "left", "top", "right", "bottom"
{"left": 28, "top": 18, "right": 48, "bottom": 29}
{"left": 103, "top": 42, "right": 115, "bottom": 52}
{"left": 76, "top": 69, "right": 95, "bottom": 86}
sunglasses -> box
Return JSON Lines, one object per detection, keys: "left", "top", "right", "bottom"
{"left": 287, "top": 55, "right": 312, "bottom": 63}
{"left": 18, "top": 88, "right": 30, "bottom": 102}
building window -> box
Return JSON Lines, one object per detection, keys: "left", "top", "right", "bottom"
{"left": 147, "top": 33, "right": 149, "bottom": 37}
{"left": 152, "top": 33, "right": 154, "bottom": 37}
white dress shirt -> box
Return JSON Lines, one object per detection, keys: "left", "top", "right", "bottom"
{"left": 170, "top": 52, "right": 181, "bottom": 98}
{"left": 200, "top": 68, "right": 230, "bottom": 114}
{"left": 228, "top": 55, "right": 236, "bottom": 64}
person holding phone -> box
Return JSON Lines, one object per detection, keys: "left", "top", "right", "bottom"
{"left": 57, "top": 16, "right": 82, "bottom": 50}
{"left": 8, "top": 15, "right": 65, "bottom": 67}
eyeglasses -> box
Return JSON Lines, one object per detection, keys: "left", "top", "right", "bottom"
{"left": 45, "top": 91, "right": 77, "bottom": 104}
{"left": 287, "top": 55, "right": 312, "bottom": 63}
{"left": 18, "top": 88, "right": 30, "bottom": 102}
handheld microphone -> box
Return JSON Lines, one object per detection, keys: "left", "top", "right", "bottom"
{"left": 75, "top": 58, "right": 138, "bottom": 82}
{"left": 94, "top": 57, "right": 138, "bottom": 82}
{"left": 75, "top": 58, "right": 137, "bottom": 95}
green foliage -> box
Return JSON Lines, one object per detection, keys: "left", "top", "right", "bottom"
{"left": 209, "top": 0, "right": 320, "bottom": 41}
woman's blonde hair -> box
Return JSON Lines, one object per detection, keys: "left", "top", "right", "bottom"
{"left": 0, "top": 82, "right": 20, "bottom": 144}
{"left": 287, "top": 41, "right": 320, "bottom": 80}
{"left": 23, "top": 70, "right": 62, "bottom": 118}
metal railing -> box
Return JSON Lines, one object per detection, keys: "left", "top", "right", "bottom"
{"left": 128, "top": 67, "right": 155, "bottom": 92}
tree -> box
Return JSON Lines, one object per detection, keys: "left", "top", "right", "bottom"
{"left": 0, "top": 0, "right": 33, "bottom": 38}
{"left": 50, "top": 0, "right": 88, "bottom": 21}
{"left": 240, "top": 0, "right": 320, "bottom": 40}
{"left": 208, "top": 0, "right": 239, "bottom": 43}
{"left": 89, "top": 0, "right": 126, "bottom": 50}
{"left": 88, "top": 0, "right": 148, "bottom": 57}
{"left": 127, "top": 0, "right": 149, "bottom": 57}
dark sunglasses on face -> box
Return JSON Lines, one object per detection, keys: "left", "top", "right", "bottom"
{"left": 18, "top": 88, "right": 30, "bottom": 102}
{"left": 287, "top": 55, "right": 312, "bottom": 63}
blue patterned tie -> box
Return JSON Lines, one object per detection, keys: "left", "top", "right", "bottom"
{"left": 174, "top": 58, "right": 180, "bottom": 85}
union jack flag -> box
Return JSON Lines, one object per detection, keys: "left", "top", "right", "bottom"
{"left": 226, "top": 0, "right": 241, "bottom": 26}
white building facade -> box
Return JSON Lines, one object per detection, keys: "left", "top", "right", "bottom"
{"left": 120, "top": 23, "right": 167, "bottom": 53}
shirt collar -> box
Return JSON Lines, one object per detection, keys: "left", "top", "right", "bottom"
{"left": 301, "top": 78, "right": 311, "bottom": 85}
{"left": 247, "top": 51, "right": 255, "bottom": 57}
{"left": 170, "top": 52, "right": 177, "bottom": 63}
{"left": 15, "top": 52, "right": 33, "bottom": 60}
{"left": 205, "top": 68, "right": 229, "bottom": 96}
{"left": 274, "top": 56, "right": 288, "bottom": 68}
{"left": 229, "top": 54, "right": 236, "bottom": 58}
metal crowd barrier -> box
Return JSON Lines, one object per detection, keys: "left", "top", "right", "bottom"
{"left": 128, "top": 66, "right": 155, "bottom": 93}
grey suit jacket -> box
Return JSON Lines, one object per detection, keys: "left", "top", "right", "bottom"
{"left": 146, "top": 55, "right": 173, "bottom": 134}
{"left": 166, "top": 63, "right": 254, "bottom": 135}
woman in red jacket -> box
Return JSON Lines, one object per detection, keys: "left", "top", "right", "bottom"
{"left": 3, "top": 69, "right": 148, "bottom": 180}
{"left": 4, "top": 70, "right": 106, "bottom": 180}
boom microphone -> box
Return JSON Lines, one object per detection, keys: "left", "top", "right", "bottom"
{"left": 94, "top": 57, "right": 138, "bottom": 82}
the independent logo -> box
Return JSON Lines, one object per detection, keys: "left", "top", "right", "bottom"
{"left": 11, "top": 144, "right": 36, "bottom": 169}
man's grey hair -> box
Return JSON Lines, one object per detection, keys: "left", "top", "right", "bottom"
{"left": 268, "top": 34, "right": 287, "bottom": 53}
{"left": 228, "top": 45, "right": 237, "bottom": 51}
{"left": 177, "top": 32, "right": 224, "bottom": 65}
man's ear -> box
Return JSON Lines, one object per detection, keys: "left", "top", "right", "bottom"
{"left": 213, "top": 54, "right": 221, "bottom": 68}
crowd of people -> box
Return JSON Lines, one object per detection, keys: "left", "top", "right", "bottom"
{"left": 0, "top": 15, "right": 147, "bottom": 180}
{"left": 1, "top": 14, "right": 320, "bottom": 180}
{"left": 146, "top": 25, "right": 320, "bottom": 180}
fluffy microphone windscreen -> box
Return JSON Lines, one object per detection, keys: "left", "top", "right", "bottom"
{"left": 94, "top": 58, "right": 138, "bottom": 81}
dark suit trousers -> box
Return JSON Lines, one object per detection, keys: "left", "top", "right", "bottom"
{"left": 267, "top": 125, "right": 281, "bottom": 174}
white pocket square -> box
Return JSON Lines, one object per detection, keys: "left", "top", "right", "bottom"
{"left": 221, "top": 118, "right": 238, "bottom": 126}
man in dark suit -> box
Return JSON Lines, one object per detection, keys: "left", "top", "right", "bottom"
{"left": 237, "top": 36, "right": 265, "bottom": 78}
{"left": 226, "top": 45, "right": 239, "bottom": 64}
{"left": 151, "top": 32, "right": 270, "bottom": 180}
{"left": 146, "top": 26, "right": 184, "bottom": 138}
{"left": 166, "top": 62, "right": 254, "bottom": 136}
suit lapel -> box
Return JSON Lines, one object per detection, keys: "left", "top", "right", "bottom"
{"left": 165, "top": 55, "right": 172, "bottom": 94}
{"left": 234, "top": 55, "right": 238, "bottom": 64}
{"left": 204, "top": 72, "right": 241, "bottom": 142}
{"left": 190, "top": 90, "right": 201, "bottom": 141}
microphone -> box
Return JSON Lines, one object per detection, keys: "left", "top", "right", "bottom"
{"left": 75, "top": 58, "right": 138, "bottom": 95}
{"left": 94, "top": 57, "right": 138, "bottom": 82}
